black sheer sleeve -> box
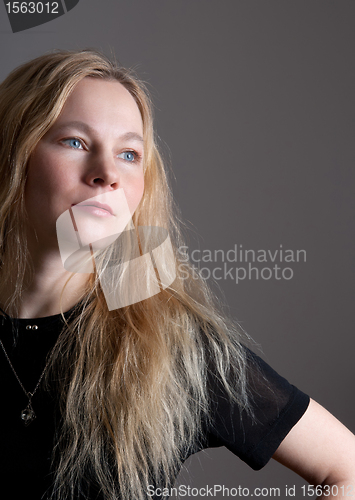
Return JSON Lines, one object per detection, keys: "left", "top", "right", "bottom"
{"left": 203, "top": 348, "right": 310, "bottom": 470}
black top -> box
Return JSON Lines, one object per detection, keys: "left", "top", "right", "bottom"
{"left": 0, "top": 311, "right": 310, "bottom": 499}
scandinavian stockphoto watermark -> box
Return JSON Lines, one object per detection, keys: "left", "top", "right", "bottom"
{"left": 55, "top": 190, "right": 306, "bottom": 310}
{"left": 178, "top": 244, "right": 306, "bottom": 283}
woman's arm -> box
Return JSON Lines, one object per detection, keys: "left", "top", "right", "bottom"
{"left": 273, "top": 398, "right": 355, "bottom": 499}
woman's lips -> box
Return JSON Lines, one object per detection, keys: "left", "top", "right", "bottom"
{"left": 72, "top": 202, "right": 114, "bottom": 217}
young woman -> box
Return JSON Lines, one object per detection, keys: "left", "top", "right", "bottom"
{"left": 0, "top": 50, "right": 353, "bottom": 500}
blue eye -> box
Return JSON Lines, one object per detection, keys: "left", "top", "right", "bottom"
{"left": 63, "top": 138, "right": 83, "bottom": 149}
{"left": 118, "top": 151, "right": 136, "bottom": 162}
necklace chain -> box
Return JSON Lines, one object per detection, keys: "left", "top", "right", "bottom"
{"left": 0, "top": 311, "right": 55, "bottom": 426}
{"left": 0, "top": 337, "right": 51, "bottom": 398}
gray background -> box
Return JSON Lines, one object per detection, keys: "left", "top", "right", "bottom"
{"left": 1, "top": 1, "right": 354, "bottom": 498}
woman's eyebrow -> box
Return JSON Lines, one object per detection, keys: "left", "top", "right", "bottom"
{"left": 54, "top": 121, "right": 144, "bottom": 143}
{"left": 120, "top": 131, "right": 144, "bottom": 143}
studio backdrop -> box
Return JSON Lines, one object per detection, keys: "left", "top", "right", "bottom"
{"left": 0, "top": 1, "right": 354, "bottom": 498}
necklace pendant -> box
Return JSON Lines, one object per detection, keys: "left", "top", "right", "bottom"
{"left": 21, "top": 403, "right": 36, "bottom": 426}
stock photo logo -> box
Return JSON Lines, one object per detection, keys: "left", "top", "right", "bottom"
{"left": 3, "top": 0, "right": 80, "bottom": 32}
{"left": 56, "top": 190, "right": 176, "bottom": 310}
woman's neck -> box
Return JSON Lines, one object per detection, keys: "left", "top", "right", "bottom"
{"left": 0, "top": 245, "right": 90, "bottom": 319}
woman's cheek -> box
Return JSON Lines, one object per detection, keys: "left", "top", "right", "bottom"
{"left": 128, "top": 177, "right": 145, "bottom": 216}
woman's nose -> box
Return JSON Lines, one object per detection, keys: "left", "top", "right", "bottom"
{"left": 85, "top": 153, "right": 120, "bottom": 188}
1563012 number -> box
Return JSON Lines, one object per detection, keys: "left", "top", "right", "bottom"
{"left": 301, "top": 485, "right": 354, "bottom": 497}
{"left": 5, "top": 2, "right": 59, "bottom": 14}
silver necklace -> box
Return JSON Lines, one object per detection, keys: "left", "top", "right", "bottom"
{"left": 0, "top": 313, "right": 53, "bottom": 426}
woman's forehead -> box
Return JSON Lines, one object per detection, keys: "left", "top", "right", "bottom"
{"left": 54, "top": 77, "right": 144, "bottom": 138}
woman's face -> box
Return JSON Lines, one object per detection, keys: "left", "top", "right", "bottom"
{"left": 25, "top": 77, "right": 145, "bottom": 253}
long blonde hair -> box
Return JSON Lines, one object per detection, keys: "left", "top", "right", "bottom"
{"left": 0, "top": 50, "right": 253, "bottom": 499}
